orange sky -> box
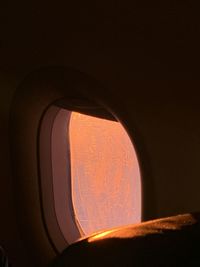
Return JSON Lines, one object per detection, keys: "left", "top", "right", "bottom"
{"left": 69, "top": 112, "right": 141, "bottom": 236}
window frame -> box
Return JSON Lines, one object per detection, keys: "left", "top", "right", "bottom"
{"left": 40, "top": 106, "right": 142, "bottom": 250}
{"left": 10, "top": 67, "right": 155, "bottom": 265}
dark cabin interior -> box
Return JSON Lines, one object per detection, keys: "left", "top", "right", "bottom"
{"left": 1, "top": 1, "right": 200, "bottom": 266}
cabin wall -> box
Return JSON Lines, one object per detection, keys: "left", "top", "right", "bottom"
{"left": 0, "top": 72, "right": 32, "bottom": 266}
{"left": 1, "top": 1, "right": 200, "bottom": 266}
{"left": 1, "top": 71, "right": 200, "bottom": 267}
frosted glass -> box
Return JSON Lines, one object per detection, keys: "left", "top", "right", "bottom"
{"left": 69, "top": 112, "right": 141, "bottom": 236}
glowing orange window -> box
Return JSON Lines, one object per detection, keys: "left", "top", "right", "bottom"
{"left": 69, "top": 112, "right": 141, "bottom": 236}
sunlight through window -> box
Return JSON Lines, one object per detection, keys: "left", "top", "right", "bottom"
{"left": 69, "top": 112, "right": 141, "bottom": 236}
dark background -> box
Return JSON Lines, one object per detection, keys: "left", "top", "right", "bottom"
{"left": 0, "top": 1, "right": 200, "bottom": 266}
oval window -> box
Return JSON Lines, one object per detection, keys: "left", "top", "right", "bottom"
{"left": 48, "top": 107, "right": 141, "bottom": 246}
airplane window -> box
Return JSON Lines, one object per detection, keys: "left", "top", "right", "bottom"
{"left": 49, "top": 108, "right": 141, "bottom": 246}
{"left": 69, "top": 112, "right": 141, "bottom": 236}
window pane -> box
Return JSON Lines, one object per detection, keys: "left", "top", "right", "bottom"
{"left": 69, "top": 112, "right": 141, "bottom": 236}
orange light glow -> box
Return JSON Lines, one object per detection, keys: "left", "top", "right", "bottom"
{"left": 88, "top": 229, "right": 115, "bottom": 242}
{"left": 69, "top": 112, "right": 141, "bottom": 236}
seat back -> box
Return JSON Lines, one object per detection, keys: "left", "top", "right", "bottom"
{"left": 52, "top": 213, "right": 200, "bottom": 266}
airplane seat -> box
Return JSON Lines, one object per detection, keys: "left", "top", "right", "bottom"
{"left": 52, "top": 213, "right": 200, "bottom": 267}
{"left": 0, "top": 247, "right": 10, "bottom": 267}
